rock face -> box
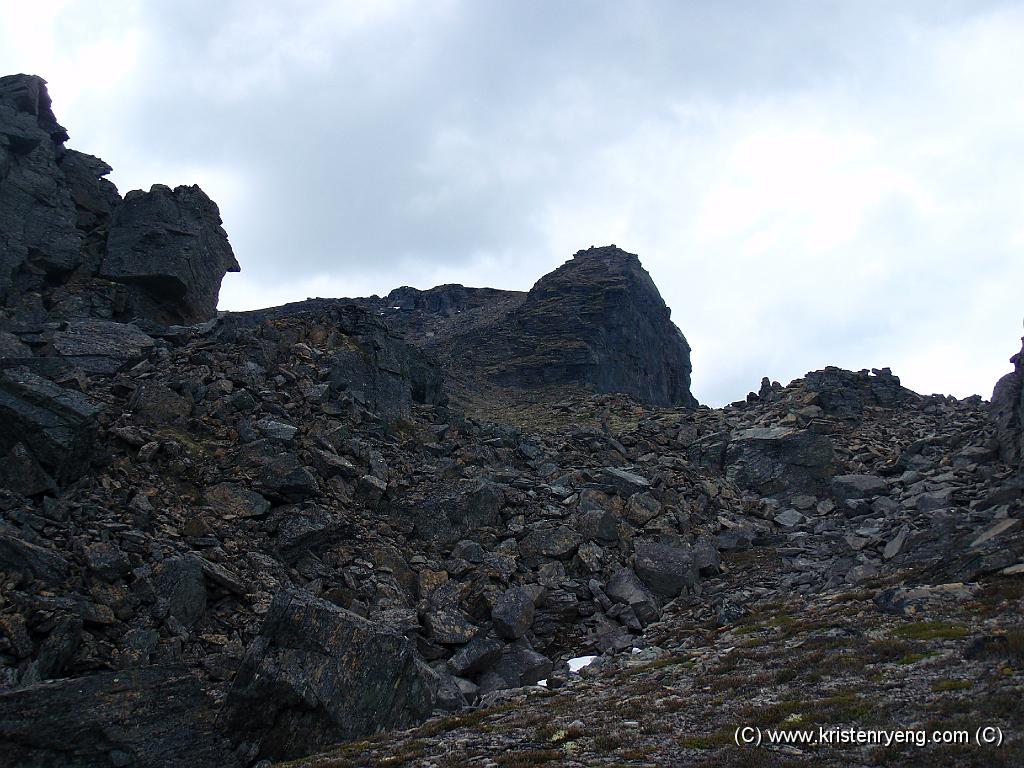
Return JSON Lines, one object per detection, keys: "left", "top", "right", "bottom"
{"left": 0, "top": 667, "right": 239, "bottom": 768}
{"left": 0, "top": 73, "right": 237, "bottom": 327}
{"left": 992, "top": 335, "right": 1024, "bottom": 473}
{"left": 492, "top": 247, "right": 696, "bottom": 407}
{"left": 222, "top": 588, "right": 436, "bottom": 762}
{"left": 101, "top": 184, "right": 240, "bottom": 324}
{"left": 358, "top": 246, "right": 697, "bottom": 409}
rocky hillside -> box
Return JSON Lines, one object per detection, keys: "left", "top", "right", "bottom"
{"left": 0, "top": 75, "right": 1022, "bottom": 768}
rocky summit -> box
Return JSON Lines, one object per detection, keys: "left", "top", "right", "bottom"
{"left": 0, "top": 75, "right": 1022, "bottom": 768}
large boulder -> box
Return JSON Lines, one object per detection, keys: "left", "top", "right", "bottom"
{"left": 633, "top": 541, "right": 697, "bottom": 598}
{"left": 0, "top": 367, "right": 102, "bottom": 487}
{"left": 101, "top": 184, "right": 239, "bottom": 324}
{"left": 724, "top": 426, "right": 835, "bottom": 497}
{"left": 222, "top": 588, "right": 435, "bottom": 762}
{"left": 0, "top": 666, "right": 239, "bottom": 768}
{"left": 992, "top": 335, "right": 1024, "bottom": 473}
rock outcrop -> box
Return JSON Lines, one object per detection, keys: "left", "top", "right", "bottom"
{"left": 0, "top": 74, "right": 237, "bottom": 327}
{"left": 359, "top": 246, "right": 698, "bottom": 409}
{"left": 992, "top": 334, "right": 1024, "bottom": 473}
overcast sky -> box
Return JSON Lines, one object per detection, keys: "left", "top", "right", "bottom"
{"left": 3, "top": 0, "right": 1023, "bottom": 406}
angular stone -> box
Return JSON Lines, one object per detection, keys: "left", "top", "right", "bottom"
{"left": 203, "top": 482, "right": 271, "bottom": 519}
{"left": 84, "top": 541, "right": 131, "bottom": 582}
{"left": 519, "top": 526, "right": 581, "bottom": 560}
{"left": 426, "top": 607, "right": 479, "bottom": 645}
{"left": 154, "top": 554, "right": 206, "bottom": 627}
{"left": 490, "top": 641, "right": 552, "bottom": 688}
{"left": 0, "top": 527, "right": 69, "bottom": 584}
{"left": 725, "top": 427, "right": 834, "bottom": 496}
{"left": 50, "top": 319, "right": 155, "bottom": 374}
{"left": 0, "top": 367, "right": 101, "bottom": 485}
{"left": 916, "top": 489, "right": 954, "bottom": 513}
{"left": 624, "top": 492, "right": 662, "bottom": 526}
{"left": 605, "top": 567, "right": 660, "bottom": 626}
{"left": 633, "top": 541, "right": 697, "bottom": 597}
{"left": 601, "top": 467, "right": 651, "bottom": 497}
{"left": 491, "top": 586, "right": 536, "bottom": 640}
{"left": 832, "top": 474, "right": 888, "bottom": 500}
{"left": 255, "top": 418, "right": 297, "bottom": 442}
{"left": 447, "top": 635, "right": 504, "bottom": 677}
{"left": 223, "top": 588, "right": 434, "bottom": 761}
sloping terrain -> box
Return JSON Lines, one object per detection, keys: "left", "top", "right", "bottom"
{"left": 0, "top": 73, "right": 1022, "bottom": 768}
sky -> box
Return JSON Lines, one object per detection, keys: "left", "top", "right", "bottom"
{"left": 2, "top": 0, "right": 1023, "bottom": 406}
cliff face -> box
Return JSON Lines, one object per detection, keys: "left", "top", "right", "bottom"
{"left": 992, "top": 334, "right": 1024, "bottom": 473}
{"left": 361, "top": 246, "right": 698, "bottom": 409}
{"left": 497, "top": 246, "right": 696, "bottom": 407}
{"left": 0, "top": 74, "right": 238, "bottom": 327}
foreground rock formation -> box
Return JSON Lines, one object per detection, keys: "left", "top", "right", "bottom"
{"left": 0, "top": 75, "right": 1021, "bottom": 767}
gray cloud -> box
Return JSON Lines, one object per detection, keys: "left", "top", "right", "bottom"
{"left": 2, "top": 0, "right": 1022, "bottom": 405}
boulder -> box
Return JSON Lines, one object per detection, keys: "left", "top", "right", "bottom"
{"left": 725, "top": 426, "right": 835, "bottom": 496}
{"left": 222, "top": 588, "right": 434, "bottom": 762}
{"left": 0, "top": 666, "right": 239, "bottom": 768}
{"left": 153, "top": 554, "right": 207, "bottom": 627}
{"left": 491, "top": 586, "right": 536, "bottom": 640}
{"left": 49, "top": 319, "right": 155, "bottom": 375}
{"left": 633, "top": 541, "right": 697, "bottom": 597}
{"left": 0, "top": 367, "right": 102, "bottom": 486}
{"left": 832, "top": 474, "right": 888, "bottom": 500}
{"left": 605, "top": 568, "right": 660, "bottom": 626}
{"left": 447, "top": 635, "right": 504, "bottom": 677}
{"left": 0, "top": 527, "right": 69, "bottom": 584}
{"left": 519, "top": 526, "right": 581, "bottom": 560}
{"left": 101, "top": 184, "right": 239, "bottom": 325}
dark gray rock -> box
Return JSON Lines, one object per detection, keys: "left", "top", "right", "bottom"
{"left": 0, "top": 527, "right": 69, "bottom": 584}
{"left": 491, "top": 586, "right": 536, "bottom": 640}
{"left": 605, "top": 568, "right": 660, "bottom": 626}
{"left": 0, "top": 75, "right": 80, "bottom": 303}
{"left": 154, "top": 554, "right": 207, "bottom": 627}
{"left": 425, "top": 607, "right": 479, "bottom": 645}
{"left": 222, "top": 588, "right": 434, "bottom": 762}
{"left": 488, "top": 247, "right": 698, "bottom": 406}
{"left": 801, "top": 366, "right": 917, "bottom": 416}
{"left": 447, "top": 635, "right": 504, "bottom": 677}
{"left": 0, "top": 442, "right": 56, "bottom": 495}
{"left": 832, "top": 474, "right": 888, "bottom": 500}
{"left": 992, "top": 335, "right": 1024, "bottom": 473}
{"left": 725, "top": 426, "right": 835, "bottom": 496}
{"left": 275, "top": 506, "right": 349, "bottom": 563}
{"left": 49, "top": 319, "right": 155, "bottom": 374}
{"left": 101, "top": 184, "right": 239, "bottom": 325}
{"left": 633, "top": 541, "right": 697, "bottom": 597}
{"left": 202, "top": 483, "right": 271, "bottom": 518}
{"left": 488, "top": 641, "right": 552, "bottom": 689}
{"left": 84, "top": 541, "right": 131, "bottom": 582}
{"left": 519, "top": 526, "right": 581, "bottom": 560}
{"left": 0, "top": 666, "right": 240, "bottom": 768}
{"left": 0, "top": 367, "right": 102, "bottom": 486}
